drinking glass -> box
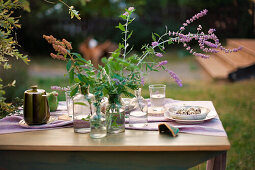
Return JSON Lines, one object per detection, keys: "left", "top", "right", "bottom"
{"left": 149, "top": 84, "right": 166, "bottom": 113}
{"left": 65, "top": 91, "right": 73, "bottom": 117}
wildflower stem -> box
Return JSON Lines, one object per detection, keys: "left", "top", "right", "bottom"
{"left": 58, "top": 0, "right": 70, "bottom": 8}
{"left": 123, "top": 16, "right": 129, "bottom": 60}
{"left": 68, "top": 53, "right": 82, "bottom": 74}
{"left": 137, "top": 37, "right": 178, "bottom": 66}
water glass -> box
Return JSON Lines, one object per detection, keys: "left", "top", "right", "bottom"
{"left": 65, "top": 91, "right": 73, "bottom": 117}
{"left": 149, "top": 84, "right": 166, "bottom": 113}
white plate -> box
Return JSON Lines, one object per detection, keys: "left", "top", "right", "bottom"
{"left": 164, "top": 107, "right": 217, "bottom": 124}
{"left": 168, "top": 106, "right": 210, "bottom": 120}
{"left": 19, "top": 116, "right": 58, "bottom": 127}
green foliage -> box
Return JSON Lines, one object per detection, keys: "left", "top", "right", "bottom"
{"left": 0, "top": 97, "right": 23, "bottom": 119}
{"left": 68, "top": 5, "right": 81, "bottom": 20}
{"left": 0, "top": 0, "right": 30, "bottom": 69}
{"left": 0, "top": 0, "right": 30, "bottom": 117}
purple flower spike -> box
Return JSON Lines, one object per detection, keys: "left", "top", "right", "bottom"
{"left": 112, "top": 78, "right": 120, "bottom": 85}
{"left": 208, "top": 28, "right": 216, "bottom": 34}
{"left": 204, "top": 41, "right": 218, "bottom": 48}
{"left": 141, "top": 76, "right": 144, "bottom": 86}
{"left": 128, "top": 7, "right": 134, "bottom": 11}
{"left": 181, "top": 9, "right": 208, "bottom": 28}
{"left": 156, "top": 60, "right": 168, "bottom": 67}
{"left": 194, "top": 52, "right": 210, "bottom": 59}
{"left": 155, "top": 53, "right": 163, "bottom": 57}
{"left": 123, "top": 12, "right": 129, "bottom": 16}
{"left": 180, "top": 27, "right": 185, "bottom": 31}
{"left": 152, "top": 41, "right": 159, "bottom": 47}
{"left": 166, "top": 69, "right": 182, "bottom": 87}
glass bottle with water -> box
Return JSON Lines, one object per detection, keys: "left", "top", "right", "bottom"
{"left": 90, "top": 102, "right": 107, "bottom": 139}
{"left": 73, "top": 86, "right": 95, "bottom": 133}
{"left": 129, "top": 88, "right": 148, "bottom": 127}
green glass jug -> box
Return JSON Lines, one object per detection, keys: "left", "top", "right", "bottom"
{"left": 23, "top": 85, "right": 50, "bottom": 125}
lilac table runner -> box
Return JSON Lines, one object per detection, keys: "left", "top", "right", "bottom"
{"left": 0, "top": 100, "right": 227, "bottom": 137}
{"left": 126, "top": 100, "right": 227, "bottom": 136}
{"left": 0, "top": 102, "right": 72, "bottom": 134}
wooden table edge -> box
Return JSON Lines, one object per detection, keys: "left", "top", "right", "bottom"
{"left": 0, "top": 145, "right": 230, "bottom": 151}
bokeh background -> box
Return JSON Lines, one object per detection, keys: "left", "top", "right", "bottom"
{"left": 1, "top": 0, "right": 255, "bottom": 169}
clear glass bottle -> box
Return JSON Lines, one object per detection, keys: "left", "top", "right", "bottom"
{"left": 129, "top": 88, "right": 148, "bottom": 127}
{"left": 90, "top": 104, "right": 107, "bottom": 139}
{"left": 73, "top": 86, "right": 95, "bottom": 133}
{"left": 106, "top": 94, "right": 125, "bottom": 134}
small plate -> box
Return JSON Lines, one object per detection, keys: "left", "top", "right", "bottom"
{"left": 164, "top": 106, "right": 217, "bottom": 124}
{"left": 168, "top": 106, "right": 210, "bottom": 120}
{"left": 19, "top": 116, "right": 58, "bottom": 127}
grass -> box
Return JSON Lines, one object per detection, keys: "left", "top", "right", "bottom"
{"left": 31, "top": 76, "right": 255, "bottom": 169}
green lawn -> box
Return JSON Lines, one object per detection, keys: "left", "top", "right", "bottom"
{"left": 31, "top": 76, "right": 255, "bottom": 169}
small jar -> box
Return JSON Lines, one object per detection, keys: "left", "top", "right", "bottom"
{"left": 90, "top": 105, "right": 107, "bottom": 139}
{"left": 106, "top": 94, "right": 125, "bottom": 134}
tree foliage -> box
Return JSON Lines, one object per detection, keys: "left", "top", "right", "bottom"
{"left": 0, "top": 0, "right": 29, "bottom": 117}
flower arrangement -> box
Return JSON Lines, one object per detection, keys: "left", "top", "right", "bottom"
{"left": 44, "top": 7, "right": 241, "bottom": 134}
{"left": 44, "top": 7, "right": 241, "bottom": 95}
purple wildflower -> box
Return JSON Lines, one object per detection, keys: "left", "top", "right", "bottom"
{"left": 123, "top": 12, "right": 129, "bottom": 16}
{"left": 204, "top": 41, "right": 218, "bottom": 48}
{"left": 197, "top": 25, "right": 202, "bottom": 31}
{"left": 180, "top": 9, "right": 208, "bottom": 29}
{"left": 156, "top": 60, "right": 168, "bottom": 67}
{"left": 180, "top": 27, "right": 185, "bottom": 31}
{"left": 51, "top": 86, "right": 70, "bottom": 92}
{"left": 112, "top": 78, "right": 120, "bottom": 85}
{"left": 183, "top": 23, "right": 188, "bottom": 27}
{"left": 152, "top": 41, "right": 159, "bottom": 47}
{"left": 166, "top": 69, "right": 182, "bottom": 87}
{"left": 141, "top": 76, "right": 144, "bottom": 86}
{"left": 155, "top": 53, "right": 163, "bottom": 57}
{"left": 208, "top": 28, "right": 216, "bottom": 34}
{"left": 128, "top": 7, "right": 134, "bottom": 11}
{"left": 193, "top": 52, "right": 210, "bottom": 59}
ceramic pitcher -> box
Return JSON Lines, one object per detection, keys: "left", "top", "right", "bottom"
{"left": 23, "top": 85, "right": 50, "bottom": 125}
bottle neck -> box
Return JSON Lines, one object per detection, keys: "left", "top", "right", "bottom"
{"left": 80, "top": 86, "right": 89, "bottom": 95}
{"left": 135, "top": 88, "right": 142, "bottom": 98}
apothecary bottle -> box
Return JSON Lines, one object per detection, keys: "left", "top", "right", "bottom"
{"left": 73, "top": 86, "right": 95, "bottom": 133}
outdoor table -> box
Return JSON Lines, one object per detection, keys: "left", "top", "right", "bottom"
{"left": 0, "top": 127, "right": 230, "bottom": 170}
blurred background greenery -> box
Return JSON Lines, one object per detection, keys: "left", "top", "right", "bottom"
{"left": 1, "top": 0, "right": 255, "bottom": 169}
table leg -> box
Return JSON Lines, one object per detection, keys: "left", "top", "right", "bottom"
{"left": 206, "top": 151, "right": 227, "bottom": 170}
